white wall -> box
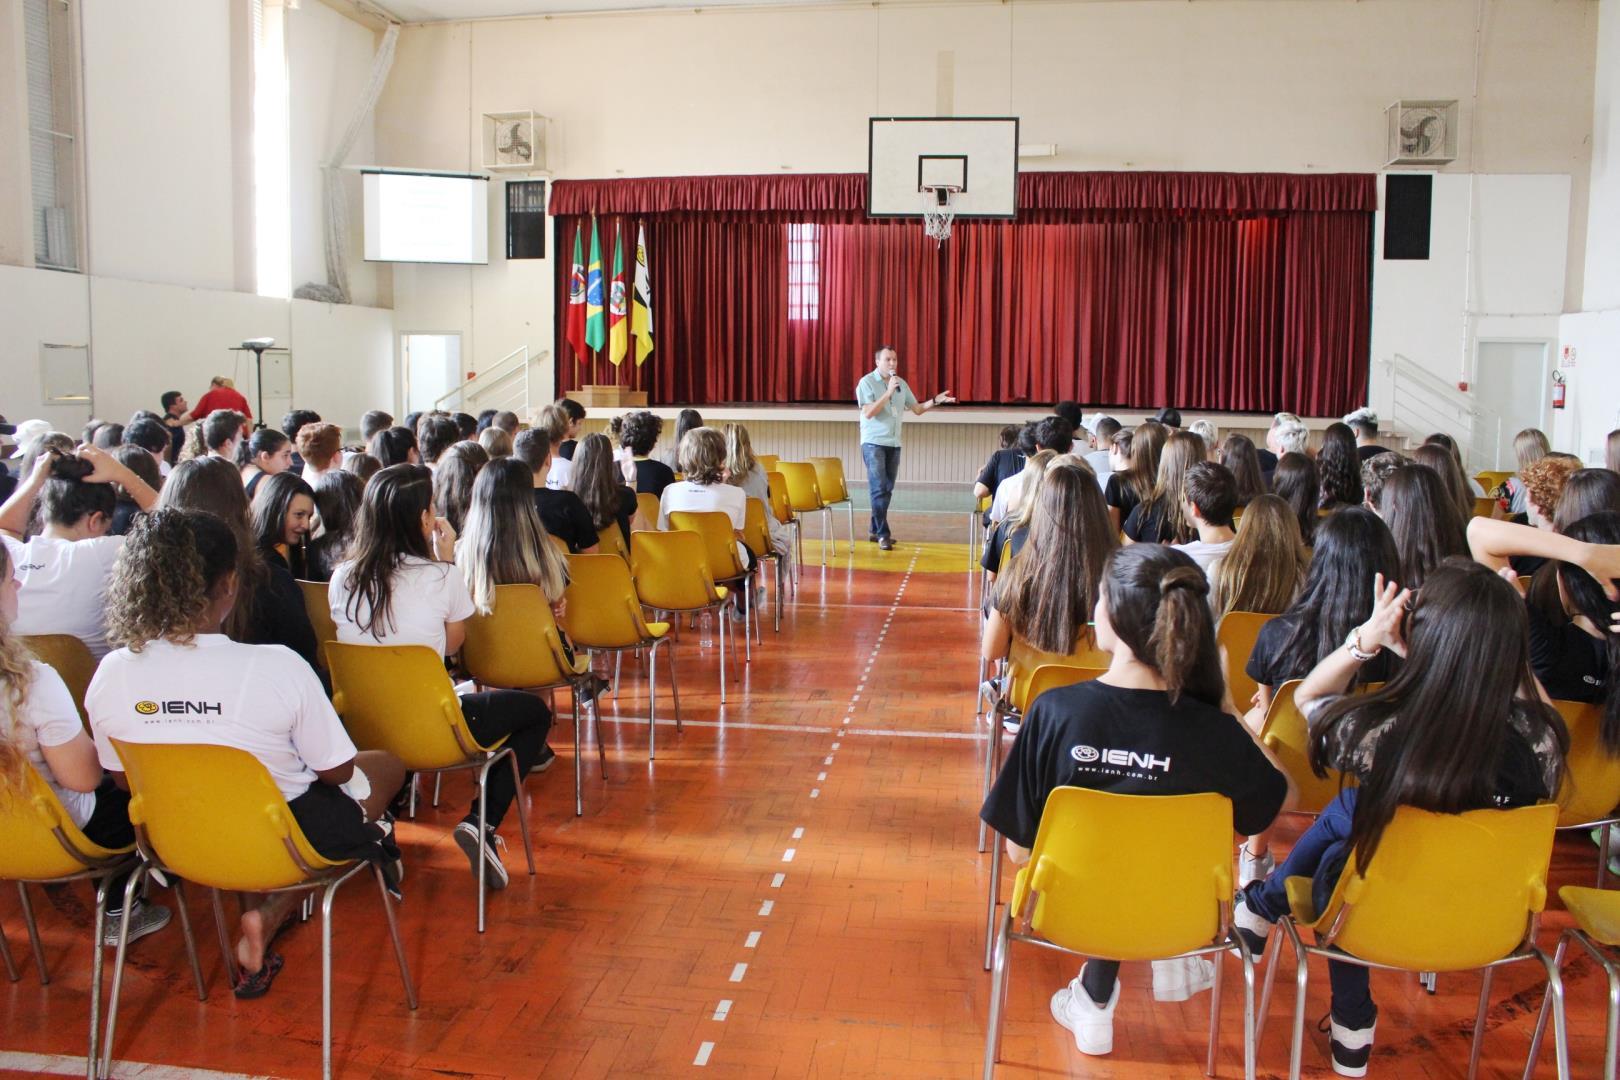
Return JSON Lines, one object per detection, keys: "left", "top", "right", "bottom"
{"left": 0, "top": 263, "right": 93, "bottom": 431}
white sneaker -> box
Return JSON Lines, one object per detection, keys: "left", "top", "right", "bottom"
{"left": 1238, "top": 847, "right": 1275, "bottom": 888}
{"left": 1328, "top": 1015, "right": 1376, "bottom": 1076}
{"left": 1231, "top": 893, "right": 1271, "bottom": 957}
{"left": 1151, "top": 955, "right": 1215, "bottom": 1001}
{"left": 1050, "top": 965, "right": 1119, "bottom": 1056}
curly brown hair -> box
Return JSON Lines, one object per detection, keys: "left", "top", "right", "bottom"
{"left": 107, "top": 509, "right": 239, "bottom": 652}
{"left": 1521, "top": 455, "right": 1583, "bottom": 524}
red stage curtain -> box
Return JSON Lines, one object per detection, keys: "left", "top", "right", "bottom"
{"left": 552, "top": 172, "right": 1374, "bottom": 415}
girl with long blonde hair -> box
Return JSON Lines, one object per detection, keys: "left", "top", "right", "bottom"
{"left": 981, "top": 449, "right": 1056, "bottom": 579}
{"left": 1124, "top": 430, "right": 1206, "bottom": 544}
{"left": 1211, "top": 494, "right": 1308, "bottom": 621}
{"left": 457, "top": 457, "right": 570, "bottom": 617}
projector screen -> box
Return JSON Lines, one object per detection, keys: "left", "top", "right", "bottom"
{"left": 363, "top": 171, "right": 489, "bottom": 264}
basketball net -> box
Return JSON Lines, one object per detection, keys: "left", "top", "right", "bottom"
{"left": 921, "top": 185, "right": 961, "bottom": 247}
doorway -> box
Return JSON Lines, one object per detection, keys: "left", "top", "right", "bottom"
{"left": 401, "top": 333, "right": 463, "bottom": 416}
{"left": 1473, "top": 340, "right": 1550, "bottom": 472}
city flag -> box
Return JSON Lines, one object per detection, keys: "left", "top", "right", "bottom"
{"left": 584, "top": 217, "right": 605, "bottom": 352}
{"left": 607, "top": 223, "right": 628, "bottom": 366}
{"left": 565, "top": 228, "right": 587, "bottom": 362}
{"left": 632, "top": 223, "right": 654, "bottom": 366}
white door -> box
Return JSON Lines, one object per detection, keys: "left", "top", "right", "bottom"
{"left": 401, "top": 333, "right": 462, "bottom": 415}
{"left": 1473, "top": 340, "right": 1550, "bottom": 472}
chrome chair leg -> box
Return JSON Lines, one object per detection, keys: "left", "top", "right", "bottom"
{"left": 667, "top": 642, "right": 683, "bottom": 731}
{"left": 86, "top": 876, "right": 111, "bottom": 1080}
{"left": 101, "top": 866, "right": 149, "bottom": 1078}
{"left": 571, "top": 696, "right": 583, "bottom": 818}
{"left": 0, "top": 908, "right": 18, "bottom": 982}
{"left": 432, "top": 773, "right": 442, "bottom": 808}
{"left": 846, "top": 501, "right": 855, "bottom": 554}
{"left": 1467, "top": 967, "right": 1493, "bottom": 1080}
{"left": 648, "top": 642, "right": 659, "bottom": 760}
{"left": 204, "top": 883, "right": 234, "bottom": 994}
{"left": 718, "top": 606, "right": 728, "bottom": 704}
{"left": 1207, "top": 935, "right": 1226, "bottom": 1078}
{"left": 508, "top": 749, "right": 537, "bottom": 877}
{"left": 475, "top": 756, "right": 494, "bottom": 932}
{"left": 17, "top": 882, "right": 48, "bottom": 984}
{"left": 983, "top": 833, "right": 1003, "bottom": 971}
{"left": 320, "top": 877, "right": 341, "bottom": 1080}
{"left": 981, "top": 906, "right": 1013, "bottom": 1080}
{"left": 591, "top": 691, "right": 606, "bottom": 768}
{"left": 774, "top": 558, "right": 783, "bottom": 632}
{"left": 1528, "top": 934, "right": 1592, "bottom": 1080}
{"left": 1280, "top": 919, "right": 1310, "bottom": 1080}
{"left": 372, "top": 862, "right": 419, "bottom": 1010}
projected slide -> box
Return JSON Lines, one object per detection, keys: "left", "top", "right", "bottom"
{"left": 363, "top": 171, "right": 490, "bottom": 264}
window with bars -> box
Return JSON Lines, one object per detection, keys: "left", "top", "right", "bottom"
{"left": 786, "top": 223, "right": 820, "bottom": 322}
{"left": 25, "top": 0, "right": 82, "bottom": 271}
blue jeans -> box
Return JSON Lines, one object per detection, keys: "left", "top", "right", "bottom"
{"left": 1241, "top": 789, "right": 1376, "bottom": 1029}
{"left": 861, "top": 442, "right": 901, "bottom": 540}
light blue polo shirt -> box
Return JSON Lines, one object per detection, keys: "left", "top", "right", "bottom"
{"left": 856, "top": 369, "right": 918, "bottom": 448}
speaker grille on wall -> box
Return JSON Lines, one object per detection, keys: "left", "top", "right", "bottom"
{"left": 1383, "top": 174, "right": 1432, "bottom": 261}
{"left": 507, "top": 180, "right": 546, "bottom": 260}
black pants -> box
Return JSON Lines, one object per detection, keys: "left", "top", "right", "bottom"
{"left": 80, "top": 777, "right": 136, "bottom": 912}
{"left": 458, "top": 690, "right": 552, "bottom": 829}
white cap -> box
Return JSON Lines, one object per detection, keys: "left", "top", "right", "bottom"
{"left": 8, "top": 419, "right": 50, "bottom": 459}
{"left": 1081, "top": 412, "right": 1114, "bottom": 437}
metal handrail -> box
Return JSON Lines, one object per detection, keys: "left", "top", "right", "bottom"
{"left": 1379, "top": 353, "right": 1508, "bottom": 471}
{"left": 432, "top": 345, "right": 534, "bottom": 416}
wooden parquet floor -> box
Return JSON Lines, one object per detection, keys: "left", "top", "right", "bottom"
{"left": 1, "top": 543, "right": 1615, "bottom": 1077}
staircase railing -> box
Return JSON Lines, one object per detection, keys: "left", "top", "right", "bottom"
{"left": 1377, "top": 353, "right": 1507, "bottom": 471}
{"left": 433, "top": 345, "right": 536, "bottom": 418}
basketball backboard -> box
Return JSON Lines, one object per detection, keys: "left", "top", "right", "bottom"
{"left": 866, "top": 117, "right": 1019, "bottom": 220}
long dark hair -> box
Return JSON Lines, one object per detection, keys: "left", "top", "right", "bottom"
{"left": 1270, "top": 507, "right": 1401, "bottom": 683}
{"left": 1220, "top": 434, "right": 1265, "bottom": 506}
{"left": 239, "top": 427, "right": 290, "bottom": 470}
{"left": 1308, "top": 558, "right": 1567, "bottom": 870}
{"left": 368, "top": 426, "right": 417, "bottom": 468}
{"left": 1134, "top": 430, "right": 1205, "bottom": 543}
{"left": 1316, "top": 422, "right": 1364, "bottom": 510}
{"left": 572, "top": 432, "right": 623, "bottom": 532}
{"left": 432, "top": 441, "right": 489, "bottom": 535}
{"left": 1101, "top": 544, "right": 1225, "bottom": 707}
{"left": 1271, "top": 452, "right": 1319, "bottom": 545}
{"left": 994, "top": 462, "right": 1117, "bottom": 655}
{"left": 1381, "top": 464, "right": 1468, "bottom": 591}
{"left": 1558, "top": 513, "right": 1620, "bottom": 752}
{"left": 156, "top": 457, "right": 266, "bottom": 640}
{"left": 1118, "top": 422, "right": 1168, "bottom": 504}
{"left": 1412, "top": 444, "right": 1474, "bottom": 523}
{"left": 674, "top": 409, "right": 703, "bottom": 453}
{"left": 250, "top": 471, "right": 315, "bottom": 577}
{"left": 306, "top": 470, "right": 364, "bottom": 582}
{"left": 341, "top": 464, "right": 435, "bottom": 638}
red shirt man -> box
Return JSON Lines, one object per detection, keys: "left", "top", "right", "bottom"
{"left": 191, "top": 377, "right": 252, "bottom": 421}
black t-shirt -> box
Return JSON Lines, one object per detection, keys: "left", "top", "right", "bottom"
{"left": 1256, "top": 448, "right": 1278, "bottom": 473}
{"left": 1123, "top": 500, "right": 1176, "bottom": 544}
{"left": 248, "top": 553, "right": 322, "bottom": 676}
{"left": 977, "top": 448, "right": 1025, "bottom": 495}
{"left": 1244, "top": 611, "right": 1395, "bottom": 690}
{"left": 533, "top": 488, "right": 599, "bottom": 553}
{"left": 1356, "top": 444, "right": 1390, "bottom": 463}
{"left": 165, "top": 417, "right": 186, "bottom": 462}
{"left": 0, "top": 471, "right": 16, "bottom": 505}
{"left": 109, "top": 499, "right": 142, "bottom": 537}
{"left": 559, "top": 439, "right": 578, "bottom": 461}
{"left": 634, "top": 457, "right": 676, "bottom": 498}
{"left": 1528, "top": 600, "right": 1608, "bottom": 703}
{"left": 1104, "top": 473, "right": 1143, "bottom": 522}
{"left": 981, "top": 521, "right": 1028, "bottom": 574}
{"left": 981, "top": 681, "right": 1289, "bottom": 848}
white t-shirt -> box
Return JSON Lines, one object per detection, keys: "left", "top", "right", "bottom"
{"left": 86, "top": 636, "right": 355, "bottom": 803}
{"left": 1084, "top": 449, "right": 1113, "bottom": 490}
{"left": 546, "top": 455, "right": 574, "bottom": 491}
{"left": 989, "top": 472, "right": 1023, "bottom": 523}
{"left": 658, "top": 481, "right": 747, "bottom": 532}
{"left": 16, "top": 660, "right": 95, "bottom": 827}
{"left": 1175, "top": 537, "right": 1234, "bottom": 573}
{"left": 3, "top": 534, "right": 125, "bottom": 658}
{"left": 328, "top": 555, "right": 476, "bottom": 658}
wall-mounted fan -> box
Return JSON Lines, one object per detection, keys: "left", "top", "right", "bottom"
{"left": 1386, "top": 100, "right": 1458, "bottom": 167}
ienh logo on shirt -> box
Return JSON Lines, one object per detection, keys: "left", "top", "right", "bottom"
{"left": 135, "top": 700, "right": 223, "bottom": 717}
{"left": 1070, "top": 744, "right": 1172, "bottom": 773}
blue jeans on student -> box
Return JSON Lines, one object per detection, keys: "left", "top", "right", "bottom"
{"left": 1241, "top": 789, "right": 1375, "bottom": 1029}
{"left": 862, "top": 443, "right": 901, "bottom": 540}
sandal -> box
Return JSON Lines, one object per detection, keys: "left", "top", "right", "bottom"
{"left": 233, "top": 951, "right": 284, "bottom": 1000}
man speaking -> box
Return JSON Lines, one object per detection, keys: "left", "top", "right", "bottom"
{"left": 856, "top": 345, "right": 955, "bottom": 550}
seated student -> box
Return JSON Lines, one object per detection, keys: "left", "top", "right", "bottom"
{"left": 1265, "top": 413, "right": 1309, "bottom": 476}
{"left": 1188, "top": 420, "right": 1219, "bottom": 457}
{"left": 1083, "top": 416, "right": 1120, "bottom": 490}
{"left": 110, "top": 446, "right": 161, "bottom": 536}
{"left": 1520, "top": 454, "right": 1583, "bottom": 533}
{"left": 659, "top": 428, "right": 753, "bottom": 582}
{"left": 492, "top": 410, "right": 520, "bottom": 437}
{"left": 191, "top": 375, "right": 253, "bottom": 422}
{"left": 160, "top": 458, "right": 318, "bottom": 672}
{"left": 1359, "top": 451, "right": 1407, "bottom": 517}
{"left": 202, "top": 410, "right": 247, "bottom": 467}
{"left": 1211, "top": 494, "right": 1308, "bottom": 624}
{"left": 251, "top": 472, "right": 317, "bottom": 581}
{"left": 453, "top": 412, "right": 478, "bottom": 441}
{"left": 989, "top": 418, "right": 1074, "bottom": 522}
{"left": 1315, "top": 423, "right": 1364, "bottom": 512}
{"left": 478, "top": 426, "right": 513, "bottom": 459}
{"left": 1271, "top": 451, "right": 1319, "bottom": 545}
{"left": 621, "top": 411, "right": 675, "bottom": 497}
{"left": 723, "top": 424, "right": 787, "bottom": 554}
{"left": 367, "top": 426, "right": 419, "bottom": 469}
{"left": 511, "top": 430, "right": 599, "bottom": 554}
{"left": 1109, "top": 426, "right": 1173, "bottom": 539}
{"left": 475, "top": 409, "right": 498, "bottom": 434}
{"left": 1343, "top": 408, "right": 1389, "bottom": 463}
{"left": 305, "top": 471, "right": 364, "bottom": 583}
{"left": 534, "top": 405, "right": 573, "bottom": 490}
{"left": 345, "top": 453, "right": 382, "bottom": 485}
{"left": 1412, "top": 444, "right": 1476, "bottom": 525}
{"left": 91, "top": 423, "right": 124, "bottom": 451}
{"left": 296, "top": 423, "right": 343, "bottom": 487}
{"left": 985, "top": 424, "right": 1037, "bottom": 522}
{"left": 359, "top": 410, "right": 394, "bottom": 445}
{"left": 973, "top": 424, "right": 1027, "bottom": 510}
{"left": 239, "top": 428, "right": 293, "bottom": 502}
{"left": 1381, "top": 464, "right": 1469, "bottom": 591}
{"left": 1421, "top": 432, "right": 1486, "bottom": 496}
{"left": 123, "top": 417, "right": 173, "bottom": 480}
{"left": 280, "top": 410, "right": 321, "bottom": 473}
{"left": 0, "top": 540, "right": 171, "bottom": 944}
{"left": 571, "top": 433, "right": 641, "bottom": 545}
{"left": 1220, "top": 434, "right": 1266, "bottom": 507}
{"left": 981, "top": 450, "right": 1057, "bottom": 579}
{"left": 417, "top": 414, "right": 461, "bottom": 472}
{"left": 658, "top": 409, "right": 704, "bottom": 470}
{"left": 1503, "top": 428, "right": 1551, "bottom": 516}
{"left": 91, "top": 509, "right": 404, "bottom": 996}
{"left": 982, "top": 544, "right": 1291, "bottom": 1055}
{"left": 1124, "top": 430, "right": 1206, "bottom": 545}
{"left": 1173, "top": 462, "right": 1238, "bottom": 573}
{"left": 1235, "top": 560, "right": 1568, "bottom": 1076}
{"left": 980, "top": 460, "right": 1115, "bottom": 666}
{"left": 328, "top": 465, "right": 550, "bottom": 888}
{"left": 431, "top": 441, "right": 489, "bottom": 536}
{"left": 555, "top": 398, "right": 586, "bottom": 461}
{"left": 0, "top": 446, "right": 159, "bottom": 657}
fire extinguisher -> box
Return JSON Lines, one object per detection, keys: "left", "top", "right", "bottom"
{"left": 1552, "top": 370, "right": 1567, "bottom": 411}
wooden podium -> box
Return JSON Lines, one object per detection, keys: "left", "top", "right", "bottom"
{"left": 573, "top": 384, "right": 648, "bottom": 408}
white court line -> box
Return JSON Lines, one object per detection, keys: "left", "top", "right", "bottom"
{"left": 782, "top": 848, "right": 796, "bottom": 862}
{"left": 694, "top": 1041, "right": 716, "bottom": 1065}
{"left": 816, "top": 771, "right": 827, "bottom": 781}
{"left": 792, "top": 827, "right": 804, "bottom": 839}
{"left": 745, "top": 931, "right": 762, "bottom": 949}
{"left": 729, "top": 963, "right": 748, "bottom": 982}
{"left": 0, "top": 1053, "right": 274, "bottom": 1080}
{"left": 771, "top": 873, "right": 785, "bottom": 887}
{"left": 810, "top": 788, "right": 820, "bottom": 798}
{"left": 713, "top": 1000, "right": 733, "bottom": 1021}
{"left": 759, "top": 900, "right": 774, "bottom": 916}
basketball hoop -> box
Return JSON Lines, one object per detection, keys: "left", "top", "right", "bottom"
{"left": 921, "top": 184, "right": 962, "bottom": 246}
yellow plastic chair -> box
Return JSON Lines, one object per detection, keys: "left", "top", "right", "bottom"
{"left": 1530, "top": 886, "right": 1620, "bottom": 1079}
{"left": 564, "top": 553, "right": 683, "bottom": 759}
{"left": 1472, "top": 495, "right": 1498, "bottom": 519}
{"left": 635, "top": 491, "right": 661, "bottom": 530}
{"left": 778, "top": 461, "right": 832, "bottom": 565}
{"left": 755, "top": 453, "right": 778, "bottom": 473}
{"left": 295, "top": 581, "right": 338, "bottom": 671}
{"left": 462, "top": 583, "right": 603, "bottom": 818}
{"left": 1217, "top": 611, "right": 1276, "bottom": 714}
{"left": 967, "top": 492, "right": 992, "bottom": 569}
{"left": 1267, "top": 803, "right": 1566, "bottom": 1080}
{"left": 546, "top": 532, "right": 571, "bottom": 555}
{"left": 743, "top": 496, "right": 790, "bottom": 632}
{"left": 669, "top": 509, "right": 755, "bottom": 660}
{"left": 808, "top": 456, "right": 856, "bottom": 554}
{"left": 1550, "top": 699, "right": 1620, "bottom": 887}
{"left": 631, "top": 530, "right": 737, "bottom": 703}
{"left": 983, "top": 788, "right": 1257, "bottom": 1080}
{"left": 20, "top": 634, "right": 98, "bottom": 728}
{"left": 326, "top": 642, "right": 536, "bottom": 931}
{"left": 1476, "top": 470, "right": 1515, "bottom": 494}
{"left": 766, "top": 470, "right": 802, "bottom": 579}
{"left": 103, "top": 740, "right": 416, "bottom": 1080}
{"left": 0, "top": 762, "right": 139, "bottom": 1076}
{"left": 596, "top": 523, "right": 630, "bottom": 563}
{"left": 1257, "top": 680, "right": 1350, "bottom": 817}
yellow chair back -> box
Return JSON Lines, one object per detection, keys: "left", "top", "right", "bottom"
{"left": 976, "top": 493, "right": 991, "bottom": 514}
{"left": 326, "top": 642, "right": 491, "bottom": 770}
{"left": 755, "top": 454, "right": 779, "bottom": 473}
{"left": 1308, "top": 803, "right": 1556, "bottom": 972}
{"left": 20, "top": 634, "right": 98, "bottom": 727}
{"left": 636, "top": 491, "right": 661, "bottom": 528}
{"left": 669, "top": 510, "right": 747, "bottom": 581}
{"left": 296, "top": 581, "right": 338, "bottom": 669}
{"left": 742, "top": 497, "right": 775, "bottom": 559}
{"left": 1216, "top": 610, "right": 1275, "bottom": 710}
{"left": 767, "top": 472, "right": 794, "bottom": 525}
{"left": 546, "top": 532, "right": 571, "bottom": 555}
{"left": 1023, "top": 663, "right": 1109, "bottom": 713}
{"left": 1011, "top": 788, "right": 1233, "bottom": 961}
{"left": 1476, "top": 470, "right": 1515, "bottom": 493}
{"left": 777, "top": 462, "right": 826, "bottom": 514}
{"left": 596, "top": 524, "right": 630, "bottom": 562}
{"left": 0, "top": 761, "right": 132, "bottom": 881}
{"left": 1258, "top": 679, "right": 1349, "bottom": 816}
{"left": 1006, "top": 634, "right": 1110, "bottom": 713}
{"left": 564, "top": 554, "right": 667, "bottom": 650}
{"left": 631, "top": 530, "right": 726, "bottom": 612}
{"left": 1471, "top": 495, "right": 1497, "bottom": 519}
{"left": 111, "top": 739, "right": 339, "bottom": 892}
{"left": 463, "top": 584, "right": 585, "bottom": 690}
{"left": 1552, "top": 699, "right": 1620, "bottom": 828}
{"left": 808, "top": 457, "right": 850, "bottom": 503}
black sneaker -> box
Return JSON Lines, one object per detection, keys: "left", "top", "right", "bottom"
{"left": 878, "top": 537, "right": 896, "bottom": 551}
{"left": 530, "top": 745, "right": 557, "bottom": 774}
{"left": 1325, "top": 1013, "right": 1375, "bottom": 1077}
{"left": 453, "top": 821, "right": 509, "bottom": 891}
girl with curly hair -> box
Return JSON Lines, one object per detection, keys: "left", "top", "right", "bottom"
{"left": 1315, "top": 422, "right": 1363, "bottom": 512}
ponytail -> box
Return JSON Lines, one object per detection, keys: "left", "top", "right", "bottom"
{"left": 1148, "top": 565, "right": 1218, "bottom": 704}
{"left": 1558, "top": 512, "right": 1620, "bottom": 753}
{"left": 1102, "top": 545, "right": 1226, "bottom": 708}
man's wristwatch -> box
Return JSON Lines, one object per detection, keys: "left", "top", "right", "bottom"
{"left": 1344, "top": 626, "right": 1380, "bottom": 662}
